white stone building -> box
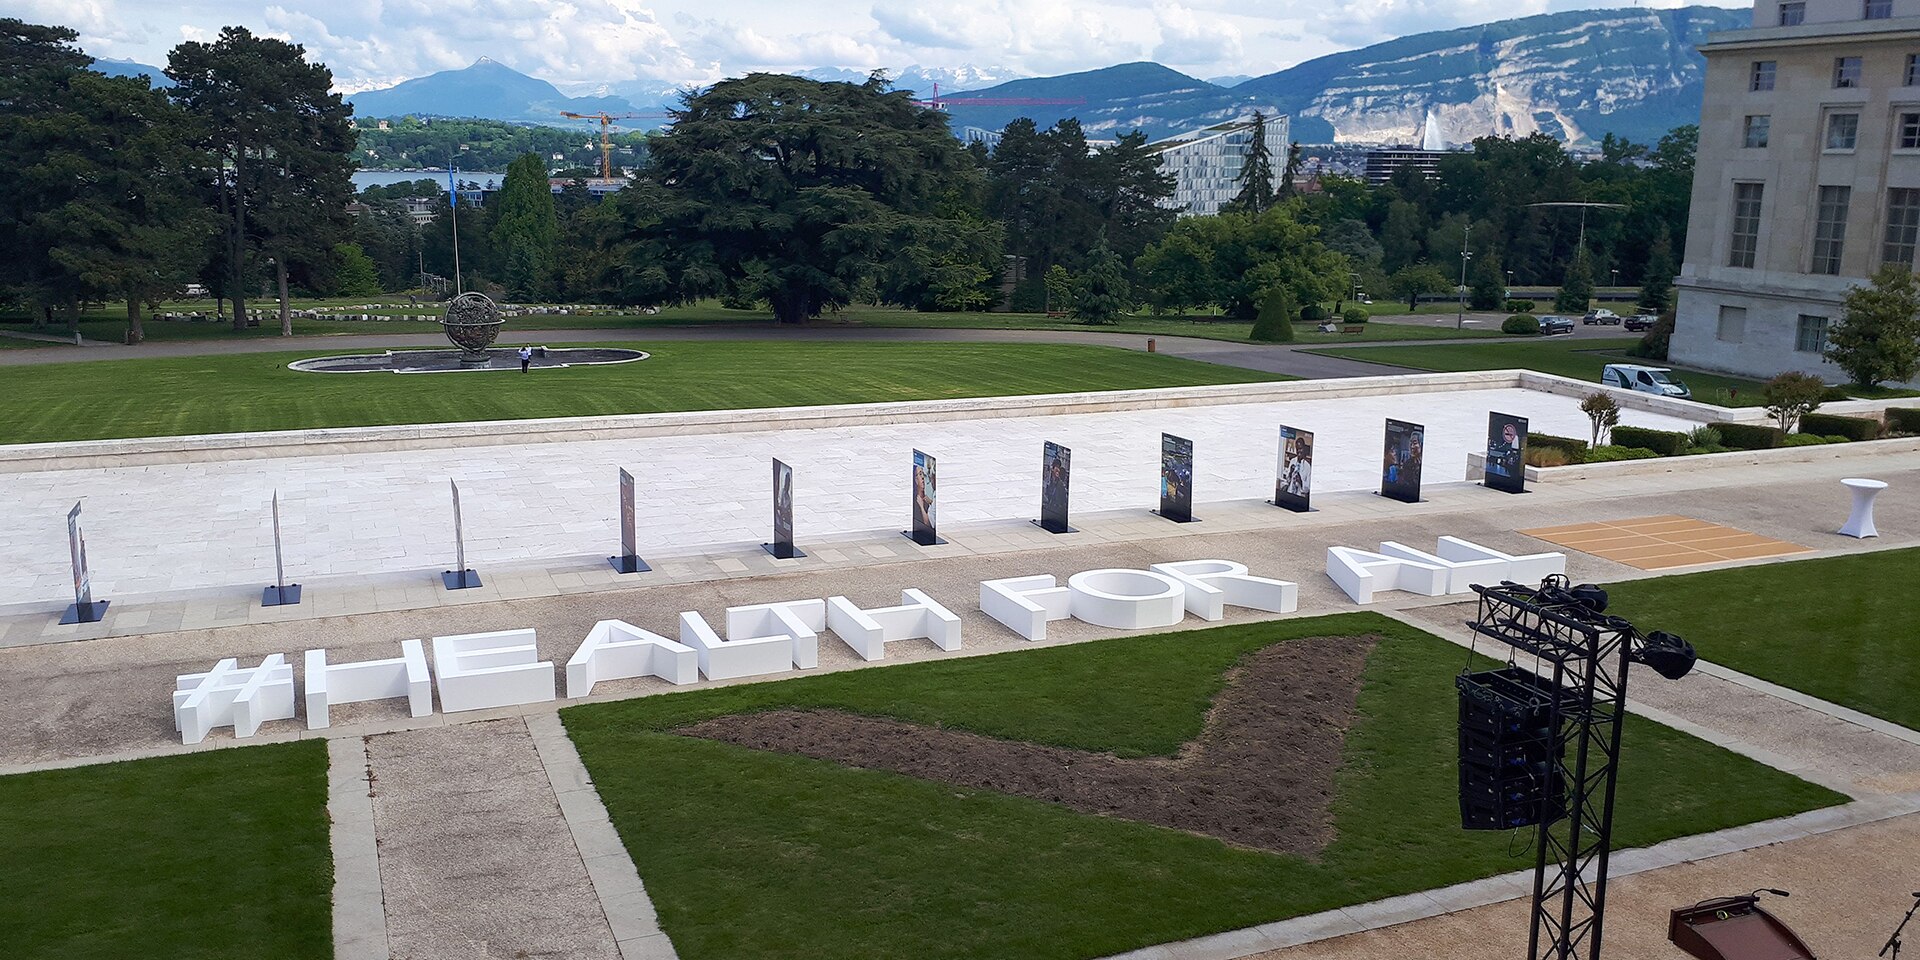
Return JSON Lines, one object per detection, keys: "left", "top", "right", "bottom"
{"left": 1146, "top": 115, "right": 1291, "bottom": 217}
{"left": 1673, "top": 0, "right": 1920, "bottom": 384}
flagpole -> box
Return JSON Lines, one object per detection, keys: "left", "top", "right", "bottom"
{"left": 448, "top": 160, "right": 463, "bottom": 296}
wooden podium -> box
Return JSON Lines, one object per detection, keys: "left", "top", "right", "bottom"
{"left": 1669, "top": 897, "right": 1816, "bottom": 960}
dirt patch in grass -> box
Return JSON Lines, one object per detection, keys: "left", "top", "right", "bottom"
{"left": 676, "top": 634, "right": 1376, "bottom": 856}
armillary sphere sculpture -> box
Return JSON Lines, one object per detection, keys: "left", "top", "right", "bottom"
{"left": 441, "top": 292, "right": 505, "bottom": 362}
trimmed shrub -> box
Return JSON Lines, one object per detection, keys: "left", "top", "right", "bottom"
{"left": 1342, "top": 306, "right": 1370, "bottom": 325}
{"left": 1586, "top": 445, "right": 1662, "bottom": 462}
{"left": 1887, "top": 406, "right": 1920, "bottom": 434}
{"left": 1504, "top": 299, "right": 1536, "bottom": 313}
{"left": 1300, "top": 304, "right": 1330, "bottom": 323}
{"left": 1528, "top": 432, "right": 1589, "bottom": 463}
{"left": 1685, "top": 425, "right": 1723, "bottom": 449}
{"left": 1799, "top": 412, "right": 1880, "bottom": 441}
{"left": 1502, "top": 313, "right": 1540, "bottom": 335}
{"left": 1249, "top": 288, "right": 1297, "bottom": 343}
{"left": 1525, "top": 446, "right": 1571, "bottom": 468}
{"left": 1710, "top": 421, "right": 1781, "bottom": 450}
{"left": 1820, "top": 385, "right": 1855, "bottom": 403}
{"left": 1782, "top": 434, "right": 1836, "bottom": 446}
{"left": 1610, "top": 425, "right": 1689, "bottom": 457}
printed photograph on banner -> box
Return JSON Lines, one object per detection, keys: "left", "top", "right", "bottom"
{"left": 1381, "top": 419, "right": 1425, "bottom": 504}
{"left": 772, "top": 459, "right": 795, "bottom": 552}
{"left": 1159, "top": 433, "right": 1194, "bottom": 522}
{"left": 1484, "top": 412, "right": 1529, "bottom": 494}
{"left": 911, "top": 449, "right": 937, "bottom": 542}
{"left": 1276, "top": 426, "right": 1314, "bottom": 512}
{"left": 1040, "top": 441, "right": 1072, "bottom": 532}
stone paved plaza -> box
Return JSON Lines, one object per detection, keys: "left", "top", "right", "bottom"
{"left": 3, "top": 375, "right": 1916, "bottom": 960}
{"left": 0, "top": 383, "right": 1701, "bottom": 602}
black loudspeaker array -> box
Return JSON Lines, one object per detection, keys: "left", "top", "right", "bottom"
{"left": 1456, "top": 666, "right": 1569, "bottom": 831}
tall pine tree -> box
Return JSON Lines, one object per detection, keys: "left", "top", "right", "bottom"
{"left": 1227, "top": 112, "right": 1276, "bottom": 214}
{"left": 491, "top": 152, "right": 560, "bottom": 300}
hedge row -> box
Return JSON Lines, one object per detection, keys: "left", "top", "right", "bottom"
{"left": 1800, "top": 412, "right": 1880, "bottom": 441}
{"left": 1610, "top": 425, "right": 1689, "bottom": 457}
{"left": 1889, "top": 407, "right": 1920, "bottom": 434}
{"left": 1528, "top": 433, "right": 1589, "bottom": 462}
{"left": 1709, "top": 421, "right": 1780, "bottom": 450}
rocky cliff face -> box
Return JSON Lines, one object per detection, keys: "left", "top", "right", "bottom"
{"left": 1240, "top": 6, "right": 1744, "bottom": 145}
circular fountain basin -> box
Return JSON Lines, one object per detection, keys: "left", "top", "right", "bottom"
{"left": 288, "top": 347, "right": 650, "bottom": 374}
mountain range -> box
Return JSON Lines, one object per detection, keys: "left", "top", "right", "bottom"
{"left": 88, "top": 5, "right": 1746, "bottom": 147}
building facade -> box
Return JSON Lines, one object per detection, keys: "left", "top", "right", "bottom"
{"left": 1146, "top": 115, "right": 1291, "bottom": 217}
{"left": 1673, "top": 0, "right": 1920, "bottom": 384}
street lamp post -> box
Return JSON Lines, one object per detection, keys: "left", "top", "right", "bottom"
{"left": 1458, "top": 222, "right": 1473, "bottom": 330}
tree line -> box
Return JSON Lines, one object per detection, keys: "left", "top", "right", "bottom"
{"left": 2, "top": 14, "right": 1701, "bottom": 342}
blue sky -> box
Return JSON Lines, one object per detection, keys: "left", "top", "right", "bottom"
{"left": 15, "top": 0, "right": 1741, "bottom": 93}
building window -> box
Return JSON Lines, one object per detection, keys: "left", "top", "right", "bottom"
{"left": 1885, "top": 188, "right": 1920, "bottom": 266}
{"left": 1780, "top": 1, "right": 1806, "bottom": 24}
{"left": 1744, "top": 115, "right": 1772, "bottom": 147}
{"left": 1902, "top": 113, "right": 1920, "bottom": 148}
{"left": 1812, "top": 185, "right": 1853, "bottom": 275}
{"left": 1753, "top": 60, "right": 1778, "bottom": 91}
{"left": 1717, "top": 305, "right": 1748, "bottom": 343}
{"left": 1836, "top": 57, "right": 1863, "bottom": 88}
{"left": 1827, "top": 112, "right": 1860, "bottom": 150}
{"left": 1867, "top": 0, "right": 1893, "bottom": 18}
{"left": 1909, "top": 55, "right": 1920, "bottom": 86}
{"left": 1796, "top": 315, "right": 1830, "bottom": 353}
{"left": 1730, "top": 182, "right": 1765, "bottom": 268}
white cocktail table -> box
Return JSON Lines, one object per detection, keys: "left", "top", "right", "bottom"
{"left": 1839, "top": 478, "right": 1887, "bottom": 538}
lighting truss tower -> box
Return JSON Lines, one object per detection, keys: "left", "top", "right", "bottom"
{"left": 1465, "top": 577, "right": 1695, "bottom": 960}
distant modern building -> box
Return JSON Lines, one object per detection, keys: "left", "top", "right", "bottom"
{"left": 1146, "top": 115, "right": 1291, "bottom": 217}
{"left": 1671, "top": 0, "right": 1920, "bottom": 384}
{"left": 1363, "top": 110, "right": 1457, "bottom": 186}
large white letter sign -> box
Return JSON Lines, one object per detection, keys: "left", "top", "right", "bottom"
{"left": 679, "top": 611, "right": 795, "bottom": 681}
{"left": 1378, "top": 541, "right": 1508, "bottom": 595}
{"left": 1326, "top": 547, "right": 1448, "bottom": 604}
{"left": 1066, "top": 568, "right": 1186, "bottom": 630}
{"left": 980, "top": 575, "right": 1071, "bottom": 641}
{"left": 826, "top": 589, "right": 962, "bottom": 661}
{"left": 174, "top": 655, "right": 297, "bottom": 745}
{"left": 430, "top": 629, "right": 555, "bottom": 713}
{"left": 304, "top": 640, "right": 432, "bottom": 730}
{"left": 566, "top": 620, "right": 698, "bottom": 697}
{"left": 725, "top": 599, "right": 825, "bottom": 669}
{"left": 1435, "top": 536, "right": 1566, "bottom": 585}
{"left": 1150, "top": 560, "right": 1298, "bottom": 621}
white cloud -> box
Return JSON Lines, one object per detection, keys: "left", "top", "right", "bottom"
{"left": 1152, "top": 3, "right": 1242, "bottom": 67}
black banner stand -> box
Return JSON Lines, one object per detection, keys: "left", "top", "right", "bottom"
{"left": 609, "top": 467, "right": 653, "bottom": 573}
{"left": 1034, "top": 441, "right": 1077, "bottom": 534}
{"left": 1151, "top": 432, "right": 1199, "bottom": 523}
{"left": 59, "top": 501, "right": 109, "bottom": 624}
{"left": 262, "top": 491, "right": 303, "bottom": 606}
{"left": 904, "top": 449, "right": 947, "bottom": 546}
{"left": 764, "top": 458, "right": 807, "bottom": 559}
{"left": 1483, "top": 412, "right": 1531, "bottom": 495}
{"left": 442, "top": 479, "right": 483, "bottom": 589}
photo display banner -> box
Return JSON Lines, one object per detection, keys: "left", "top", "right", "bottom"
{"left": 1484, "top": 412, "right": 1529, "bottom": 494}
{"left": 909, "top": 449, "right": 939, "bottom": 545}
{"left": 1158, "top": 433, "right": 1195, "bottom": 523}
{"left": 1275, "top": 425, "right": 1314, "bottom": 512}
{"left": 769, "top": 458, "right": 799, "bottom": 558}
{"left": 610, "top": 467, "right": 650, "bottom": 573}
{"left": 443, "top": 479, "right": 481, "bottom": 589}
{"left": 1038, "top": 441, "right": 1072, "bottom": 533}
{"left": 1380, "top": 419, "right": 1426, "bottom": 504}
{"left": 67, "top": 501, "right": 93, "bottom": 609}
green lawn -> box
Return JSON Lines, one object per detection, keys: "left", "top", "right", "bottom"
{"left": 0, "top": 340, "right": 1283, "bottom": 444}
{"left": 2, "top": 300, "right": 1502, "bottom": 348}
{"left": 1607, "top": 548, "right": 1920, "bottom": 730}
{"left": 1304, "top": 337, "right": 1771, "bottom": 406}
{"left": 563, "top": 613, "right": 1842, "bottom": 960}
{"left": 0, "top": 741, "right": 333, "bottom": 959}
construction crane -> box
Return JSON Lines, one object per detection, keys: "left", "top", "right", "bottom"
{"left": 559, "top": 111, "right": 670, "bottom": 179}
{"left": 911, "top": 82, "right": 1085, "bottom": 111}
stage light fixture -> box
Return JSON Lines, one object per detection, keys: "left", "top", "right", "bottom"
{"left": 1634, "top": 631, "right": 1698, "bottom": 680}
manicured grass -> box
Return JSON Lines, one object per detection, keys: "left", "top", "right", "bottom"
{"left": 1305, "top": 337, "right": 1770, "bottom": 406}
{"left": 0, "top": 741, "right": 333, "bottom": 959}
{"left": 563, "top": 613, "right": 1843, "bottom": 960}
{"left": 0, "top": 340, "right": 1283, "bottom": 444}
{"left": 1606, "top": 548, "right": 1920, "bottom": 730}
{"left": 3, "top": 300, "right": 1503, "bottom": 348}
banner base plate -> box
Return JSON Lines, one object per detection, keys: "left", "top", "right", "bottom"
{"left": 442, "top": 569, "right": 483, "bottom": 590}
{"left": 762, "top": 543, "right": 808, "bottom": 559}
{"left": 1267, "top": 500, "right": 1316, "bottom": 513}
{"left": 1151, "top": 509, "right": 1199, "bottom": 524}
{"left": 1031, "top": 519, "right": 1078, "bottom": 534}
{"left": 902, "top": 530, "right": 948, "bottom": 546}
{"left": 261, "top": 584, "right": 303, "bottom": 607}
{"left": 59, "top": 600, "right": 109, "bottom": 625}
{"left": 609, "top": 555, "right": 652, "bottom": 574}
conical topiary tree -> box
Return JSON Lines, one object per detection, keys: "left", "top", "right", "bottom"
{"left": 1249, "top": 286, "right": 1296, "bottom": 342}
{"left": 1071, "top": 243, "right": 1132, "bottom": 325}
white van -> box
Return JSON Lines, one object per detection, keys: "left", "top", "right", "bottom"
{"left": 1602, "top": 363, "right": 1691, "bottom": 399}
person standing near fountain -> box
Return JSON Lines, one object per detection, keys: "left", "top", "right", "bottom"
{"left": 518, "top": 345, "right": 532, "bottom": 373}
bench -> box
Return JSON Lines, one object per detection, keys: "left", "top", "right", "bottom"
{"left": 1342, "top": 325, "right": 1366, "bottom": 335}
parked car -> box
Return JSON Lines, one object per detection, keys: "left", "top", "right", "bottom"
{"left": 1624, "top": 313, "right": 1660, "bottom": 332}
{"left": 1538, "top": 315, "right": 1575, "bottom": 335}
{"left": 1582, "top": 309, "right": 1622, "bottom": 325}
{"left": 1602, "top": 363, "right": 1692, "bottom": 399}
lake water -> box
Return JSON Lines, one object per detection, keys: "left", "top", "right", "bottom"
{"left": 352, "top": 169, "right": 504, "bottom": 191}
